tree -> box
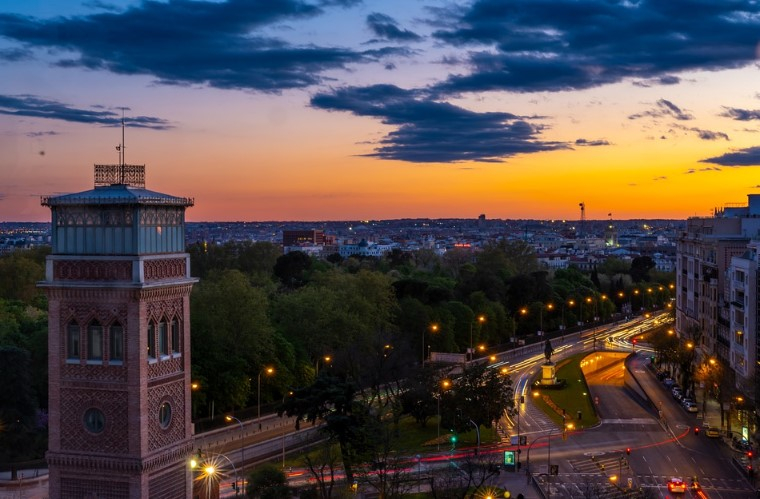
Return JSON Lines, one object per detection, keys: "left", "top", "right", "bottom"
{"left": 0, "top": 346, "right": 42, "bottom": 466}
{"left": 246, "top": 463, "right": 291, "bottom": 498}
{"left": 279, "top": 375, "right": 369, "bottom": 485}
{"left": 191, "top": 270, "right": 283, "bottom": 413}
{"left": 630, "top": 256, "right": 655, "bottom": 283}
{"left": 441, "top": 363, "right": 514, "bottom": 432}
{"left": 274, "top": 251, "right": 312, "bottom": 289}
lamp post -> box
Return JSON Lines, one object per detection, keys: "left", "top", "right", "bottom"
{"left": 257, "top": 367, "right": 274, "bottom": 430}
{"left": 315, "top": 355, "right": 331, "bottom": 376}
{"left": 224, "top": 415, "right": 244, "bottom": 484}
{"left": 437, "top": 379, "right": 451, "bottom": 451}
{"left": 422, "top": 323, "right": 438, "bottom": 367}
{"left": 281, "top": 391, "right": 293, "bottom": 468}
{"left": 193, "top": 451, "right": 239, "bottom": 498}
{"left": 469, "top": 315, "right": 486, "bottom": 361}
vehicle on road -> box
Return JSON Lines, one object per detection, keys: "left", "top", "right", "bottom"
{"left": 683, "top": 401, "right": 698, "bottom": 413}
{"left": 706, "top": 427, "right": 720, "bottom": 438}
{"left": 667, "top": 477, "right": 687, "bottom": 494}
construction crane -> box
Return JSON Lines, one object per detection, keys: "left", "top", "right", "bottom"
{"left": 578, "top": 202, "right": 585, "bottom": 237}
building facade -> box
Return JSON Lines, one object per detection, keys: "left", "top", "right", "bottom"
{"left": 676, "top": 194, "right": 760, "bottom": 407}
{"left": 39, "top": 163, "right": 197, "bottom": 498}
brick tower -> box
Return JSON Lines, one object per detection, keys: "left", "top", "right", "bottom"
{"left": 39, "top": 162, "right": 197, "bottom": 498}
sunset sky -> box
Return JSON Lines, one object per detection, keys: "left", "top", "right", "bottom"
{"left": 2, "top": 0, "right": 760, "bottom": 222}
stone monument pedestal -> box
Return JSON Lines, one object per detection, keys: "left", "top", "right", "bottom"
{"left": 540, "top": 361, "right": 557, "bottom": 386}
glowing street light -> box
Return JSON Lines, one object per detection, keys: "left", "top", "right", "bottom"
{"left": 224, "top": 415, "right": 244, "bottom": 486}
{"left": 257, "top": 367, "right": 274, "bottom": 430}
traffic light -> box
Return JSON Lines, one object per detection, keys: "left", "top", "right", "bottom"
{"left": 626, "top": 448, "right": 631, "bottom": 456}
{"left": 450, "top": 432, "right": 458, "bottom": 450}
{"left": 748, "top": 450, "right": 754, "bottom": 459}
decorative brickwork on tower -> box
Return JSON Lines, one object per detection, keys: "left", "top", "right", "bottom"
{"left": 40, "top": 163, "right": 197, "bottom": 498}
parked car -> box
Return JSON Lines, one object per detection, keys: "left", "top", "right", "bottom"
{"left": 663, "top": 378, "right": 675, "bottom": 387}
{"left": 683, "top": 401, "right": 698, "bottom": 413}
{"left": 706, "top": 427, "right": 720, "bottom": 438}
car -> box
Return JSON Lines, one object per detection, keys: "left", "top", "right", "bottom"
{"left": 684, "top": 402, "right": 698, "bottom": 413}
{"left": 673, "top": 391, "right": 684, "bottom": 402}
{"left": 706, "top": 427, "right": 720, "bottom": 438}
{"left": 667, "top": 477, "right": 687, "bottom": 494}
{"left": 681, "top": 397, "right": 694, "bottom": 406}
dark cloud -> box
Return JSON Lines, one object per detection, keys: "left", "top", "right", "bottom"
{"left": 26, "top": 130, "right": 60, "bottom": 138}
{"left": 311, "top": 84, "right": 567, "bottom": 163}
{"left": 671, "top": 124, "right": 729, "bottom": 141}
{"left": 0, "top": 95, "right": 172, "bottom": 129}
{"left": 575, "top": 138, "right": 610, "bottom": 147}
{"left": 685, "top": 166, "right": 721, "bottom": 174}
{"left": 629, "top": 99, "right": 693, "bottom": 121}
{"left": 0, "top": 47, "right": 33, "bottom": 61}
{"left": 701, "top": 146, "right": 760, "bottom": 167}
{"left": 632, "top": 75, "right": 681, "bottom": 88}
{"left": 0, "top": 0, "right": 391, "bottom": 93}
{"left": 721, "top": 107, "right": 760, "bottom": 121}
{"left": 431, "top": 0, "right": 760, "bottom": 94}
{"left": 366, "top": 13, "right": 422, "bottom": 42}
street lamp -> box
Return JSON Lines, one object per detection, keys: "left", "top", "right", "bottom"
{"left": 192, "top": 452, "right": 239, "bottom": 498}
{"left": 315, "top": 355, "right": 331, "bottom": 376}
{"left": 422, "top": 323, "right": 439, "bottom": 366}
{"left": 437, "top": 379, "right": 451, "bottom": 451}
{"left": 257, "top": 367, "right": 274, "bottom": 430}
{"left": 224, "top": 415, "right": 244, "bottom": 486}
{"left": 469, "top": 315, "right": 486, "bottom": 361}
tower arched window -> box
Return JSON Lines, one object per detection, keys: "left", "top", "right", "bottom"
{"left": 158, "top": 319, "right": 169, "bottom": 357}
{"left": 87, "top": 320, "right": 103, "bottom": 362}
{"left": 171, "top": 319, "right": 180, "bottom": 354}
{"left": 66, "top": 321, "right": 80, "bottom": 361}
{"left": 147, "top": 321, "right": 156, "bottom": 359}
{"left": 110, "top": 322, "right": 124, "bottom": 363}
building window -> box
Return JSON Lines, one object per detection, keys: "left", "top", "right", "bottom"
{"left": 87, "top": 321, "right": 103, "bottom": 362}
{"left": 158, "top": 320, "right": 169, "bottom": 356}
{"left": 83, "top": 408, "right": 105, "bottom": 434}
{"left": 67, "top": 322, "right": 80, "bottom": 361}
{"left": 159, "top": 402, "right": 172, "bottom": 429}
{"left": 147, "top": 321, "right": 156, "bottom": 359}
{"left": 110, "top": 322, "right": 124, "bottom": 363}
{"left": 171, "top": 319, "right": 180, "bottom": 354}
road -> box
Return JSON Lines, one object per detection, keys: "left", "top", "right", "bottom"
{"left": 501, "top": 313, "right": 756, "bottom": 498}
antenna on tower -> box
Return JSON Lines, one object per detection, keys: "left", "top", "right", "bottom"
{"left": 119, "top": 107, "right": 127, "bottom": 184}
{"left": 579, "top": 202, "right": 586, "bottom": 237}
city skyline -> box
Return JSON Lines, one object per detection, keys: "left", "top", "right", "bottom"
{"left": 2, "top": 0, "right": 760, "bottom": 222}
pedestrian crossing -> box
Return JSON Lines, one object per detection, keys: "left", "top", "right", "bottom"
{"left": 532, "top": 455, "right": 757, "bottom": 497}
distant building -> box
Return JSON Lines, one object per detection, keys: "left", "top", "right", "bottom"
{"left": 283, "top": 229, "right": 325, "bottom": 246}
{"left": 339, "top": 238, "right": 395, "bottom": 258}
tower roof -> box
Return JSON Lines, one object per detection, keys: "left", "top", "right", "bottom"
{"left": 41, "top": 182, "right": 194, "bottom": 208}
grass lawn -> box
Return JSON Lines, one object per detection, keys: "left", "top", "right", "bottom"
{"left": 530, "top": 352, "right": 599, "bottom": 430}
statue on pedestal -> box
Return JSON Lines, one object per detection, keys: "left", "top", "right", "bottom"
{"left": 544, "top": 339, "right": 554, "bottom": 363}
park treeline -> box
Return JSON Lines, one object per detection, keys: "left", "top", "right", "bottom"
{"left": 0, "top": 240, "right": 674, "bottom": 461}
